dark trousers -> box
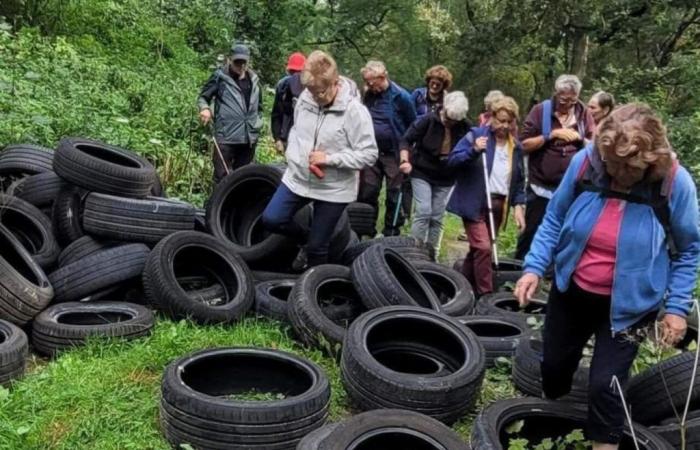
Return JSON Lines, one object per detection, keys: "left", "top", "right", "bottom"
{"left": 514, "top": 188, "right": 549, "bottom": 260}
{"left": 542, "top": 281, "right": 652, "bottom": 444}
{"left": 213, "top": 141, "right": 256, "bottom": 183}
{"left": 261, "top": 183, "right": 347, "bottom": 267}
{"left": 357, "top": 153, "right": 404, "bottom": 236}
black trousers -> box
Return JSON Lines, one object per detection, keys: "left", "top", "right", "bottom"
{"left": 542, "top": 281, "right": 653, "bottom": 444}
{"left": 212, "top": 141, "right": 256, "bottom": 183}
{"left": 514, "top": 188, "right": 549, "bottom": 260}
{"left": 357, "top": 153, "right": 405, "bottom": 236}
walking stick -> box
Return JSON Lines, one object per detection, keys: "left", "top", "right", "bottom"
{"left": 481, "top": 151, "right": 500, "bottom": 269}
{"left": 391, "top": 189, "right": 403, "bottom": 230}
{"left": 208, "top": 123, "right": 230, "bottom": 177}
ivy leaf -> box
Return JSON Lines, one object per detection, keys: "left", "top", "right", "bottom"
{"left": 505, "top": 419, "right": 525, "bottom": 434}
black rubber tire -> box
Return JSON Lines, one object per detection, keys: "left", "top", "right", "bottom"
{"left": 341, "top": 236, "right": 433, "bottom": 265}
{"left": 31, "top": 301, "right": 154, "bottom": 356}
{"left": 493, "top": 258, "right": 524, "bottom": 291}
{"left": 476, "top": 292, "right": 547, "bottom": 322}
{"left": 345, "top": 202, "right": 376, "bottom": 237}
{"left": 143, "top": 231, "right": 254, "bottom": 324}
{"left": 288, "top": 265, "right": 367, "bottom": 351}
{"left": 470, "top": 397, "right": 672, "bottom": 450}
{"left": 83, "top": 193, "right": 195, "bottom": 244}
{"left": 0, "top": 144, "right": 54, "bottom": 179}
{"left": 457, "top": 315, "right": 531, "bottom": 367}
{"left": 350, "top": 244, "right": 441, "bottom": 311}
{"left": 512, "top": 335, "right": 589, "bottom": 403}
{"left": 193, "top": 208, "right": 207, "bottom": 233}
{"left": 57, "top": 236, "right": 117, "bottom": 267}
{"left": 0, "top": 193, "right": 60, "bottom": 269}
{"left": 252, "top": 271, "right": 301, "bottom": 283}
{"left": 650, "top": 417, "right": 700, "bottom": 450}
{"left": 341, "top": 306, "right": 485, "bottom": 424}
{"left": 160, "top": 347, "right": 330, "bottom": 449}
{"left": 296, "top": 423, "right": 339, "bottom": 450}
{"left": 319, "top": 409, "right": 468, "bottom": 450}
{"left": 0, "top": 319, "right": 28, "bottom": 386}
{"left": 627, "top": 351, "right": 700, "bottom": 425}
{"left": 411, "top": 260, "right": 476, "bottom": 316}
{"left": 13, "top": 171, "right": 66, "bottom": 208}
{"left": 48, "top": 243, "right": 150, "bottom": 302}
{"left": 254, "top": 279, "right": 296, "bottom": 322}
{"left": 0, "top": 224, "right": 54, "bottom": 325}
{"left": 53, "top": 137, "right": 157, "bottom": 197}
{"left": 205, "top": 164, "right": 300, "bottom": 270}
{"left": 52, "top": 184, "right": 88, "bottom": 246}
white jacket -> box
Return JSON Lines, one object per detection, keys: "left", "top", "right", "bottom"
{"left": 282, "top": 77, "right": 378, "bottom": 203}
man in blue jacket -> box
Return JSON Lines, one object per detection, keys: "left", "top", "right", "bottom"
{"left": 358, "top": 60, "right": 417, "bottom": 236}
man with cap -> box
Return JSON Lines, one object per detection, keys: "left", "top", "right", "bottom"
{"left": 271, "top": 52, "right": 306, "bottom": 154}
{"left": 198, "top": 42, "right": 263, "bottom": 182}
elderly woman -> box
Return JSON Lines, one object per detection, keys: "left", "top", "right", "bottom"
{"left": 262, "top": 50, "right": 378, "bottom": 269}
{"left": 587, "top": 90, "right": 616, "bottom": 125}
{"left": 447, "top": 96, "right": 526, "bottom": 296}
{"left": 478, "top": 90, "right": 504, "bottom": 126}
{"left": 411, "top": 65, "right": 453, "bottom": 119}
{"left": 514, "top": 104, "right": 700, "bottom": 449}
{"left": 398, "top": 91, "right": 470, "bottom": 256}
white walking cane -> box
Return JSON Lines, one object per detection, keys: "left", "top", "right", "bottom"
{"left": 481, "top": 151, "right": 500, "bottom": 269}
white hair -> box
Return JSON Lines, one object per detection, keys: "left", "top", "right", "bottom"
{"left": 443, "top": 91, "right": 469, "bottom": 121}
{"left": 361, "top": 60, "right": 387, "bottom": 77}
{"left": 554, "top": 74, "right": 582, "bottom": 95}
{"left": 483, "top": 90, "right": 504, "bottom": 108}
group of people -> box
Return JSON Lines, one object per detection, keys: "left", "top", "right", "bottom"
{"left": 197, "top": 43, "right": 700, "bottom": 450}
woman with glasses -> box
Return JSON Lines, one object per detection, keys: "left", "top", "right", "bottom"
{"left": 411, "top": 65, "right": 453, "bottom": 119}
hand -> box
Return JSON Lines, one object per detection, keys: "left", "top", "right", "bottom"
{"left": 514, "top": 205, "right": 526, "bottom": 233}
{"left": 399, "top": 161, "right": 412, "bottom": 174}
{"left": 199, "top": 109, "right": 212, "bottom": 125}
{"left": 275, "top": 140, "right": 285, "bottom": 154}
{"left": 659, "top": 314, "right": 687, "bottom": 347}
{"left": 514, "top": 273, "right": 540, "bottom": 307}
{"left": 474, "top": 136, "right": 488, "bottom": 152}
{"left": 551, "top": 128, "right": 580, "bottom": 142}
{"left": 309, "top": 150, "right": 327, "bottom": 166}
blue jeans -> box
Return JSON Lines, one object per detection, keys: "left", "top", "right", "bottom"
{"left": 262, "top": 183, "right": 347, "bottom": 266}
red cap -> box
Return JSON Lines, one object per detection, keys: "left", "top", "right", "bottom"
{"left": 287, "top": 52, "right": 306, "bottom": 72}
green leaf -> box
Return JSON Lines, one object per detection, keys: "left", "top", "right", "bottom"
{"left": 24, "top": 71, "right": 41, "bottom": 81}
{"left": 508, "top": 438, "right": 529, "bottom": 450}
{"left": 16, "top": 425, "right": 30, "bottom": 435}
{"left": 505, "top": 419, "right": 525, "bottom": 434}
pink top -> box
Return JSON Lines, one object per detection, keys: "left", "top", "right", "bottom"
{"left": 573, "top": 199, "right": 625, "bottom": 295}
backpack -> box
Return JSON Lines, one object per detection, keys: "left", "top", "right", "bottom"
{"left": 542, "top": 99, "right": 586, "bottom": 141}
{"left": 573, "top": 151, "right": 680, "bottom": 260}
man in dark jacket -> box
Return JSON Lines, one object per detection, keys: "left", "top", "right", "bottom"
{"left": 198, "top": 43, "right": 263, "bottom": 183}
{"left": 270, "top": 52, "right": 306, "bottom": 154}
{"left": 358, "top": 60, "right": 417, "bottom": 237}
{"left": 514, "top": 74, "right": 595, "bottom": 260}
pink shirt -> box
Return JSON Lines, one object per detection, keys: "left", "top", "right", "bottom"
{"left": 573, "top": 199, "right": 625, "bottom": 295}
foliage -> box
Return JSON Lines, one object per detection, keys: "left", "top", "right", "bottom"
{"left": 508, "top": 428, "right": 590, "bottom": 450}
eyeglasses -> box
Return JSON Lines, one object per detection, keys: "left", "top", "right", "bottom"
{"left": 364, "top": 76, "right": 383, "bottom": 88}
{"left": 557, "top": 95, "right": 578, "bottom": 105}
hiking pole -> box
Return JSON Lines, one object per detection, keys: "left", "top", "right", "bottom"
{"left": 208, "top": 123, "right": 230, "bottom": 177}
{"left": 481, "top": 151, "right": 500, "bottom": 269}
{"left": 391, "top": 189, "right": 404, "bottom": 231}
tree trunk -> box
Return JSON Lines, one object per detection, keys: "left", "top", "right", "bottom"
{"left": 569, "top": 30, "right": 589, "bottom": 78}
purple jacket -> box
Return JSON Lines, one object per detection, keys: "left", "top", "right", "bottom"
{"left": 446, "top": 125, "right": 526, "bottom": 221}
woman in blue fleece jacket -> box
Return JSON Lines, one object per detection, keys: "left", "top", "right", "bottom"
{"left": 514, "top": 103, "right": 700, "bottom": 449}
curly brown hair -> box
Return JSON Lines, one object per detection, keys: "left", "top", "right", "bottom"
{"left": 424, "top": 65, "right": 453, "bottom": 91}
{"left": 596, "top": 103, "right": 675, "bottom": 183}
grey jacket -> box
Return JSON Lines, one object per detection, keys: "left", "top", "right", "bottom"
{"left": 197, "top": 66, "right": 263, "bottom": 145}
{"left": 282, "top": 77, "right": 378, "bottom": 203}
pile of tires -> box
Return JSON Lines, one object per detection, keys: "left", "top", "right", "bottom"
{"left": 160, "top": 347, "right": 330, "bottom": 449}
{"left": 0, "top": 320, "right": 29, "bottom": 386}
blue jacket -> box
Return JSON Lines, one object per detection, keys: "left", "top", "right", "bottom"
{"left": 446, "top": 125, "right": 526, "bottom": 221}
{"left": 524, "top": 144, "right": 700, "bottom": 333}
{"left": 411, "top": 87, "right": 432, "bottom": 119}
{"left": 363, "top": 81, "right": 416, "bottom": 153}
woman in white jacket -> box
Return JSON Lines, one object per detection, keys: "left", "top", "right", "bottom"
{"left": 262, "top": 50, "right": 378, "bottom": 268}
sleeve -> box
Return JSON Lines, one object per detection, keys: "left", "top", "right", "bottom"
{"left": 197, "top": 71, "right": 219, "bottom": 111}
{"left": 258, "top": 82, "right": 264, "bottom": 115}
{"left": 325, "top": 103, "right": 379, "bottom": 170}
{"left": 511, "top": 144, "right": 527, "bottom": 205}
{"left": 663, "top": 167, "right": 700, "bottom": 317}
{"left": 446, "top": 131, "right": 480, "bottom": 168}
{"left": 399, "top": 115, "right": 430, "bottom": 150}
{"left": 399, "top": 91, "right": 418, "bottom": 129}
{"left": 583, "top": 108, "right": 595, "bottom": 140}
{"left": 270, "top": 80, "right": 285, "bottom": 140}
{"left": 522, "top": 150, "right": 587, "bottom": 276}
{"left": 519, "top": 104, "right": 542, "bottom": 141}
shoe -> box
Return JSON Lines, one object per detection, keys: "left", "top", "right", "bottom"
{"left": 292, "top": 247, "right": 308, "bottom": 272}
{"left": 458, "top": 232, "right": 468, "bottom": 241}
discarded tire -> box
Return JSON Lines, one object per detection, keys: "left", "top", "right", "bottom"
{"left": 53, "top": 137, "right": 157, "bottom": 197}
{"left": 143, "top": 231, "right": 254, "bottom": 324}
{"left": 471, "top": 398, "right": 672, "bottom": 450}
{"left": 57, "top": 235, "right": 117, "bottom": 267}
{"left": 296, "top": 423, "right": 339, "bottom": 450}
{"left": 627, "top": 351, "right": 700, "bottom": 425}
{"left": 289, "top": 265, "right": 366, "bottom": 350}
{"left": 0, "top": 319, "right": 29, "bottom": 386}
{"left": 0, "top": 194, "right": 59, "bottom": 269}
{"left": 254, "top": 279, "right": 296, "bottom": 322}
{"left": 512, "top": 335, "right": 589, "bottom": 403}
{"left": 476, "top": 292, "right": 547, "bottom": 322}
{"left": 341, "top": 236, "right": 433, "bottom": 265}
{"left": 13, "top": 171, "right": 65, "bottom": 208}
{"left": 341, "top": 306, "right": 485, "bottom": 424}
{"left": 412, "top": 260, "right": 475, "bottom": 316}
{"left": 83, "top": 193, "right": 195, "bottom": 244}
{"left": 0, "top": 144, "right": 54, "bottom": 189}
{"left": 458, "top": 315, "right": 530, "bottom": 367}
{"left": 48, "top": 243, "right": 149, "bottom": 302}
{"left": 351, "top": 244, "right": 441, "bottom": 311}
{"left": 160, "top": 347, "right": 330, "bottom": 450}
{"left": 0, "top": 224, "right": 54, "bottom": 325}
{"left": 492, "top": 258, "right": 524, "bottom": 291}
{"left": 650, "top": 416, "right": 700, "bottom": 450}
{"left": 305, "top": 409, "right": 470, "bottom": 450}
{"left": 345, "top": 202, "right": 376, "bottom": 237}
{"left": 31, "top": 302, "right": 154, "bottom": 356}
{"left": 52, "top": 185, "right": 88, "bottom": 246}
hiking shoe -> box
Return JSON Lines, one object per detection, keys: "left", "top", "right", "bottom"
{"left": 292, "top": 247, "right": 308, "bottom": 272}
